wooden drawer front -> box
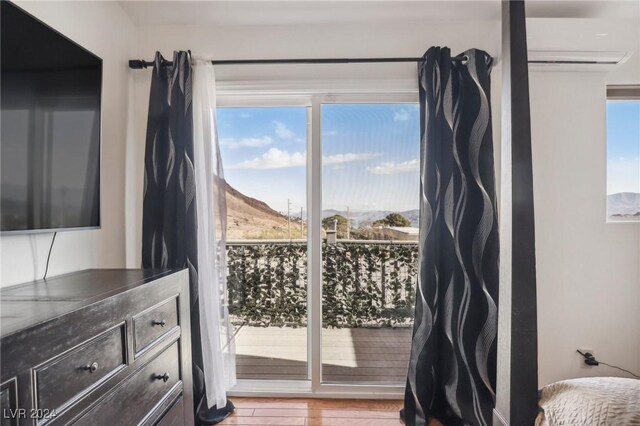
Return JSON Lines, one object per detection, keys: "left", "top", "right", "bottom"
{"left": 34, "top": 325, "right": 126, "bottom": 412}
{"left": 133, "top": 298, "right": 178, "bottom": 355}
{"left": 74, "top": 342, "right": 181, "bottom": 426}
{"left": 1, "top": 379, "right": 17, "bottom": 426}
{"left": 154, "top": 396, "right": 184, "bottom": 426}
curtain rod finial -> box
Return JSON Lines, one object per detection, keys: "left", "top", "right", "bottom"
{"left": 129, "top": 59, "right": 147, "bottom": 69}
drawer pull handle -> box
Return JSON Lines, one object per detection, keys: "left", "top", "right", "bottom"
{"left": 154, "top": 373, "right": 170, "bottom": 382}
{"left": 152, "top": 319, "right": 167, "bottom": 327}
{"left": 83, "top": 362, "right": 99, "bottom": 373}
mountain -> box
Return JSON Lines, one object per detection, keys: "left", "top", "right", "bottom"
{"left": 322, "top": 209, "right": 419, "bottom": 227}
{"left": 226, "top": 189, "right": 640, "bottom": 238}
{"left": 225, "top": 182, "right": 420, "bottom": 239}
{"left": 607, "top": 192, "right": 640, "bottom": 217}
{"left": 226, "top": 182, "right": 303, "bottom": 240}
{"left": 399, "top": 209, "right": 420, "bottom": 227}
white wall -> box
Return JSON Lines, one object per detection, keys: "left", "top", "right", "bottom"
{"left": 531, "top": 69, "right": 640, "bottom": 386}
{"left": 527, "top": 13, "right": 640, "bottom": 385}
{"left": 0, "top": 1, "right": 136, "bottom": 286}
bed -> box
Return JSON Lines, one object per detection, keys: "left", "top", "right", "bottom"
{"left": 536, "top": 377, "right": 640, "bottom": 426}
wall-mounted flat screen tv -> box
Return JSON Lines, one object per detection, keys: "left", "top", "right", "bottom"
{"left": 1, "top": 1, "right": 102, "bottom": 233}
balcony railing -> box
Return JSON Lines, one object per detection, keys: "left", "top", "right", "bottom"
{"left": 227, "top": 240, "right": 418, "bottom": 328}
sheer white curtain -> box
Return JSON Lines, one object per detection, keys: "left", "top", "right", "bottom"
{"left": 192, "top": 57, "right": 236, "bottom": 409}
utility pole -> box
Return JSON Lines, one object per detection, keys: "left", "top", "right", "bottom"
{"left": 346, "top": 206, "right": 351, "bottom": 240}
{"left": 287, "top": 198, "right": 292, "bottom": 241}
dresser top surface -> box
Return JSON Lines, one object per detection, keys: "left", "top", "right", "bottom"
{"left": 0, "top": 269, "right": 183, "bottom": 337}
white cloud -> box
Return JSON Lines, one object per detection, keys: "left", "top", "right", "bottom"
{"left": 324, "top": 130, "right": 338, "bottom": 136}
{"left": 239, "top": 112, "right": 251, "bottom": 118}
{"left": 229, "top": 149, "right": 380, "bottom": 170}
{"left": 229, "top": 148, "right": 305, "bottom": 170}
{"left": 393, "top": 108, "right": 411, "bottom": 122}
{"left": 220, "top": 136, "right": 274, "bottom": 149}
{"left": 367, "top": 159, "right": 419, "bottom": 175}
{"left": 274, "top": 121, "right": 295, "bottom": 139}
{"left": 323, "top": 152, "right": 381, "bottom": 165}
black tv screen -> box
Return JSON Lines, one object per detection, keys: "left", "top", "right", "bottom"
{"left": 1, "top": 1, "right": 102, "bottom": 233}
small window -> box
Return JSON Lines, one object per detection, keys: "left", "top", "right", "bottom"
{"left": 606, "top": 86, "right": 640, "bottom": 222}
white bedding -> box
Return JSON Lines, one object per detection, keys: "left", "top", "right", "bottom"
{"left": 537, "top": 377, "right": 640, "bottom": 426}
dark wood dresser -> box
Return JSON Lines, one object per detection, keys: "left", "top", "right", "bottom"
{"left": 0, "top": 269, "right": 194, "bottom": 426}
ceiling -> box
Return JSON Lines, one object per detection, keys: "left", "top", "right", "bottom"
{"left": 118, "top": 1, "right": 640, "bottom": 27}
{"left": 119, "top": 1, "right": 499, "bottom": 26}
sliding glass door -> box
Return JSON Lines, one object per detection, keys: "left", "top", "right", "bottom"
{"left": 218, "top": 94, "right": 418, "bottom": 395}
{"left": 320, "top": 103, "right": 419, "bottom": 385}
{"left": 218, "top": 106, "right": 310, "bottom": 381}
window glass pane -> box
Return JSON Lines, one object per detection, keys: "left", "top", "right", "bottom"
{"left": 607, "top": 100, "right": 640, "bottom": 221}
{"left": 219, "top": 106, "right": 309, "bottom": 380}
{"left": 321, "top": 103, "right": 419, "bottom": 384}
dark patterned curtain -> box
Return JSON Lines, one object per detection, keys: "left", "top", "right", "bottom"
{"left": 141, "top": 51, "right": 211, "bottom": 421}
{"left": 403, "top": 47, "right": 499, "bottom": 426}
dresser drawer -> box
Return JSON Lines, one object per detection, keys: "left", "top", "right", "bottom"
{"left": 34, "top": 325, "right": 126, "bottom": 413}
{"left": 133, "top": 297, "right": 178, "bottom": 355}
{"left": 74, "top": 342, "right": 181, "bottom": 426}
{"left": 154, "top": 396, "right": 184, "bottom": 426}
{"left": 1, "top": 378, "right": 17, "bottom": 426}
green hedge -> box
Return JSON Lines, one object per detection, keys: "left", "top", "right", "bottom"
{"left": 227, "top": 242, "right": 417, "bottom": 328}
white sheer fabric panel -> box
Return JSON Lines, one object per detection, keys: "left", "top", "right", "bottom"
{"left": 192, "top": 57, "right": 236, "bottom": 409}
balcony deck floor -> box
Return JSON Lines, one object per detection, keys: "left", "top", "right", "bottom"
{"left": 235, "top": 326, "right": 412, "bottom": 383}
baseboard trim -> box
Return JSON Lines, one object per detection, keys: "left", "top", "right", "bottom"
{"left": 493, "top": 408, "right": 509, "bottom": 426}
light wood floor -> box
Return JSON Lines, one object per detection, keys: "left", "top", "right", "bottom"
{"left": 221, "top": 397, "right": 404, "bottom": 425}
{"left": 236, "top": 326, "right": 412, "bottom": 383}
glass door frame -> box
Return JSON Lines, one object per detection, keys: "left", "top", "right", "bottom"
{"left": 219, "top": 91, "right": 418, "bottom": 398}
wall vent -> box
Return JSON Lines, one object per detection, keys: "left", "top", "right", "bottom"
{"left": 528, "top": 50, "right": 632, "bottom": 70}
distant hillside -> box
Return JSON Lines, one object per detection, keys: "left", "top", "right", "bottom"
{"left": 608, "top": 192, "right": 640, "bottom": 217}
{"left": 225, "top": 182, "right": 283, "bottom": 218}
{"left": 322, "top": 209, "right": 419, "bottom": 227}
{"left": 225, "top": 182, "right": 420, "bottom": 239}
{"left": 225, "top": 182, "right": 304, "bottom": 240}
{"left": 226, "top": 189, "right": 640, "bottom": 237}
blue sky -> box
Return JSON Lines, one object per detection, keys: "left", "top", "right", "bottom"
{"left": 217, "top": 107, "right": 308, "bottom": 213}
{"left": 217, "top": 104, "right": 420, "bottom": 213}
{"left": 607, "top": 101, "right": 640, "bottom": 195}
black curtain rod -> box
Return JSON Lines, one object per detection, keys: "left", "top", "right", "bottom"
{"left": 128, "top": 56, "right": 603, "bottom": 69}
{"left": 128, "top": 55, "right": 469, "bottom": 69}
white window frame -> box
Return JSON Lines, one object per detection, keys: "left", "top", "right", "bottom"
{"left": 606, "top": 85, "right": 640, "bottom": 223}
{"left": 219, "top": 90, "right": 418, "bottom": 399}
